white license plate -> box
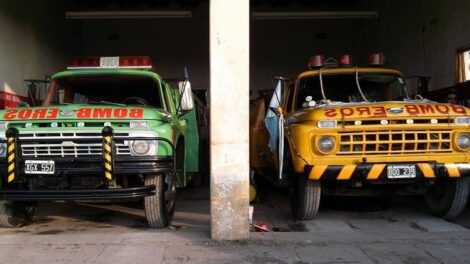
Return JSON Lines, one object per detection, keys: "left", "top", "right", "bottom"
{"left": 387, "top": 165, "right": 416, "bottom": 179}
{"left": 25, "top": 160, "right": 55, "bottom": 175}
{"left": 100, "top": 57, "right": 119, "bottom": 68}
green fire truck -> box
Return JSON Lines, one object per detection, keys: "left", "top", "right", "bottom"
{"left": 0, "top": 56, "right": 199, "bottom": 228}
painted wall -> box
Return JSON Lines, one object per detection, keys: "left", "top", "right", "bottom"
{"left": 251, "top": 0, "right": 469, "bottom": 93}
{"left": 0, "top": 0, "right": 468, "bottom": 97}
{"left": 420, "top": 0, "right": 470, "bottom": 90}
{"left": 73, "top": 8, "right": 209, "bottom": 90}
{"left": 250, "top": 0, "right": 427, "bottom": 94}
{"left": 0, "top": 1, "right": 71, "bottom": 102}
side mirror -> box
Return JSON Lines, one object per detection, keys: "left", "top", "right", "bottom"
{"left": 178, "top": 80, "right": 194, "bottom": 111}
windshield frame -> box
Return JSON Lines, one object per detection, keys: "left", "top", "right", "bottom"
{"left": 293, "top": 69, "right": 409, "bottom": 110}
{"left": 43, "top": 71, "right": 168, "bottom": 111}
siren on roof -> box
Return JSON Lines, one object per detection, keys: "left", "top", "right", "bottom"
{"left": 368, "top": 53, "right": 385, "bottom": 66}
{"left": 338, "top": 55, "right": 353, "bottom": 67}
{"left": 308, "top": 55, "right": 325, "bottom": 69}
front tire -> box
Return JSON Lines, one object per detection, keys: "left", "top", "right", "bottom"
{"left": 290, "top": 174, "right": 321, "bottom": 220}
{"left": 144, "top": 173, "right": 176, "bottom": 228}
{"left": 424, "top": 177, "right": 470, "bottom": 220}
{"left": 0, "top": 201, "right": 37, "bottom": 228}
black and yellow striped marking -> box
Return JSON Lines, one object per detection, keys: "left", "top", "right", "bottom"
{"left": 308, "top": 165, "right": 327, "bottom": 180}
{"left": 308, "top": 163, "right": 466, "bottom": 181}
{"left": 417, "top": 163, "right": 435, "bottom": 178}
{"left": 102, "top": 126, "right": 115, "bottom": 180}
{"left": 6, "top": 137, "right": 16, "bottom": 183}
{"left": 103, "top": 135, "right": 113, "bottom": 180}
{"left": 367, "top": 164, "right": 386, "bottom": 180}
{"left": 337, "top": 165, "right": 357, "bottom": 180}
{"left": 444, "top": 163, "right": 460, "bottom": 178}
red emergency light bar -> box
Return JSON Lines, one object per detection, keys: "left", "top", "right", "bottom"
{"left": 308, "top": 55, "right": 325, "bottom": 69}
{"left": 67, "top": 56, "right": 152, "bottom": 70}
{"left": 368, "top": 53, "right": 385, "bottom": 66}
{"left": 338, "top": 55, "right": 353, "bottom": 67}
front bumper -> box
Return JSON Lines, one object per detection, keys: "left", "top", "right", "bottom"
{"left": 0, "top": 185, "right": 156, "bottom": 201}
{"left": 0, "top": 156, "right": 174, "bottom": 177}
{"left": 306, "top": 163, "right": 470, "bottom": 181}
{"left": 0, "top": 127, "right": 173, "bottom": 201}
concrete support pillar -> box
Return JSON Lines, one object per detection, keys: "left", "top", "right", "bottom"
{"left": 209, "top": 0, "right": 250, "bottom": 240}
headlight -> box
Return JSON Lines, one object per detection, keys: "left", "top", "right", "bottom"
{"left": 318, "top": 120, "right": 337, "bottom": 128}
{"left": 317, "top": 136, "right": 336, "bottom": 154}
{"left": 126, "top": 132, "right": 158, "bottom": 156}
{"left": 132, "top": 140, "right": 151, "bottom": 155}
{"left": 456, "top": 133, "right": 470, "bottom": 150}
{"left": 0, "top": 143, "right": 6, "bottom": 157}
{"left": 455, "top": 117, "right": 470, "bottom": 125}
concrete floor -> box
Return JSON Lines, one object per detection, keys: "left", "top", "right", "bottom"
{"left": 0, "top": 187, "right": 469, "bottom": 263}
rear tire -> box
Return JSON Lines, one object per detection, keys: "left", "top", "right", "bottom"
{"left": 290, "top": 174, "right": 321, "bottom": 220}
{"left": 424, "top": 177, "right": 470, "bottom": 220}
{"left": 0, "top": 201, "right": 37, "bottom": 228}
{"left": 144, "top": 173, "right": 176, "bottom": 228}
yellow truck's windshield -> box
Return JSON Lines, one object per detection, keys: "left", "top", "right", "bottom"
{"left": 296, "top": 73, "right": 409, "bottom": 109}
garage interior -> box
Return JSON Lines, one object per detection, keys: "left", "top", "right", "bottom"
{"left": 0, "top": 0, "right": 469, "bottom": 240}
{"left": 3, "top": 0, "right": 469, "bottom": 98}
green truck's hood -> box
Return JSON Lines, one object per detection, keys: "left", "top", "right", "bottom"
{"left": 0, "top": 104, "right": 172, "bottom": 122}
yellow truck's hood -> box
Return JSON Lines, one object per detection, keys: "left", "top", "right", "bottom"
{"left": 287, "top": 101, "right": 469, "bottom": 123}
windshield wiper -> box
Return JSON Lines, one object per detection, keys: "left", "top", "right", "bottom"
{"left": 354, "top": 67, "right": 369, "bottom": 102}
{"left": 88, "top": 100, "right": 127, "bottom": 107}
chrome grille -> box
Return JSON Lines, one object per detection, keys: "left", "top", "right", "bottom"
{"left": 337, "top": 130, "right": 452, "bottom": 155}
{"left": 19, "top": 131, "right": 131, "bottom": 157}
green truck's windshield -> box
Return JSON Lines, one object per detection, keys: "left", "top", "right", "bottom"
{"left": 296, "top": 73, "right": 409, "bottom": 109}
{"left": 43, "top": 75, "right": 163, "bottom": 108}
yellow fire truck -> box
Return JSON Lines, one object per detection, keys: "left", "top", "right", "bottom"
{"left": 250, "top": 54, "right": 470, "bottom": 220}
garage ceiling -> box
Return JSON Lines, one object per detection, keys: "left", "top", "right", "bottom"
{"left": 67, "top": 0, "right": 367, "bottom": 10}
{"left": 66, "top": 0, "right": 206, "bottom": 10}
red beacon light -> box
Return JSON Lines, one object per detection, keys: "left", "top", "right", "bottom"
{"left": 368, "top": 53, "right": 385, "bottom": 67}
{"left": 338, "top": 55, "right": 353, "bottom": 67}
{"left": 308, "top": 55, "right": 325, "bottom": 69}
{"left": 67, "top": 56, "right": 152, "bottom": 70}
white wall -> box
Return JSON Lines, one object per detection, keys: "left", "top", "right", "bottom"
{"left": 0, "top": 1, "right": 70, "bottom": 97}
{"left": 250, "top": 0, "right": 469, "bottom": 93}
{"left": 250, "top": 0, "right": 427, "bottom": 93}
{"left": 0, "top": 0, "right": 467, "bottom": 96}
{"left": 421, "top": 0, "right": 470, "bottom": 90}
{"left": 74, "top": 8, "right": 209, "bottom": 90}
